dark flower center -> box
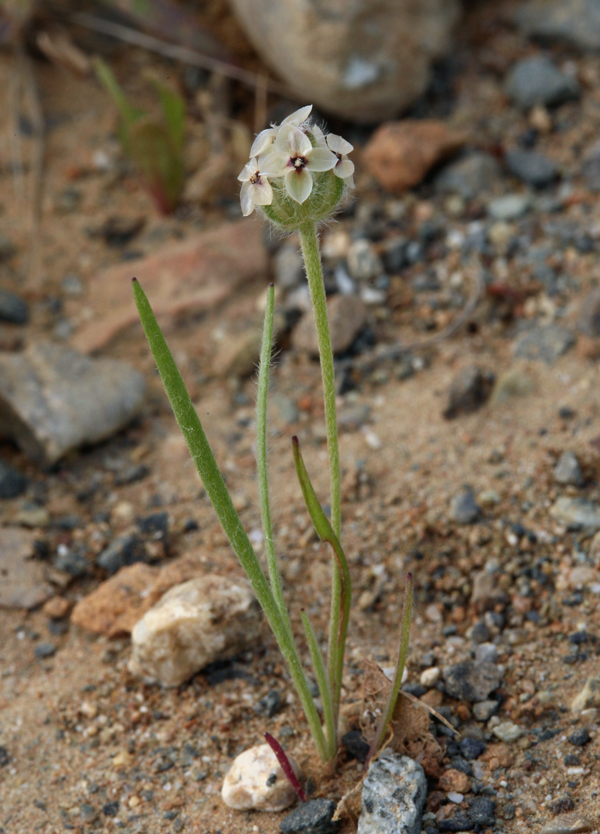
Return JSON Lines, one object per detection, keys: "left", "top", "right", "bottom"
{"left": 292, "top": 155, "right": 306, "bottom": 170}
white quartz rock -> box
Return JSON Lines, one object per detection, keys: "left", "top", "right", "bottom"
{"left": 128, "top": 574, "right": 261, "bottom": 687}
{"left": 222, "top": 743, "right": 303, "bottom": 811}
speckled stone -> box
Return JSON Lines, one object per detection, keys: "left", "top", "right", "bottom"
{"left": 222, "top": 743, "right": 303, "bottom": 812}
{"left": 357, "top": 749, "right": 426, "bottom": 834}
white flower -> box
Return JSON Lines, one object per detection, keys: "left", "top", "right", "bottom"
{"left": 260, "top": 123, "right": 337, "bottom": 204}
{"left": 237, "top": 157, "right": 273, "bottom": 216}
{"left": 250, "top": 105, "right": 313, "bottom": 158}
{"left": 326, "top": 133, "right": 355, "bottom": 181}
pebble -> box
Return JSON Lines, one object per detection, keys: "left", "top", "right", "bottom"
{"left": 450, "top": 485, "right": 481, "bottom": 525}
{"left": 553, "top": 451, "right": 584, "bottom": 487}
{"left": 420, "top": 666, "right": 441, "bottom": 688}
{"left": 474, "top": 642, "right": 498, "bottom": 664}
{"left": 42, "top": 596, "right": 70, "bottom": 619}
{"left": 491, "top": 368, "right": 535, "bottom": 403}
{"left": 571, "top": 677, "right": 600, "bottom": 712}
{"left": 469, "top": 797, "right": 496, "bottom": 827}
{"left": 540, "top": 815, "right": 594, "bottom": 834}
{"left": 280, "top": 798, "right": 341, "bottom": 834}
{"left": 459, "top": 737, "right": 486, "bottom": 760}
{"left": 254, "top": 689, "right": 281, "bottom": 718}
{"left": 472, "top": 700, "right": 499, "bottom": 721}
{"left": 488, "top": 194, "right": 531, "bottom": 221}
{"left": 439, "top": 768, "right": 471, "bottom": 794}
{"left": 96, "top": 533, "right": 149, "bottom": 575}
{"left": 221, "top": 743, "right": 302, "bottom": 811}
{"left": 491, "top": 721, "right": 523, "bottom": 743}
{"left": 442, "top": 365, "right": 495, "bottom": 419}
{"left": 357, "top": 749, "right": 426, "bottom": 834}
{"left": 0, "top": 527, "right": 53, "bottom": 609}
{"left": 438, "top": 812, "right": 472, "bottom": 832}
{"left": 567, "top": 728, "right": 591, "bottom": 747}
{"left": 341, "top": 730, "right": 370, "bottom": 763}
{"left": 577, "top": 289, "right": 600, "bottom": 336}
{"left": 0, "top": 458, "right": 28, "bottom": 499}
{"left": 0, "top": 341, "right": 146, "bottom": 466}
{"left": 346, "top": 239, "right": 383, "bottom": 282}
{"left": 505, "top": 55, "right": 580, "bottom": 109}
{"left": 505, "top": 148, "right": 558, "bottom": 188}
{"left": 435, "top": 152, "right": 501, "bottom": 199}
{"left": 292, "top": 295, "right": 368, "bottom": 356}
{"left": 513, "top": 325, "right": 575, "bottom": 364}
{"left": 129, "top": 575, "right": 262, "bottom": 686}
{"left": 516, "top": 0, "right": 600, "bottom": 52}
{"left": 0, "top": 290, "right": 29, "bottom": 325}
{"left": 443, "top": 661, "right": 502, "bottom": 703}
{"left": 34, "top": 642, "right": 57, "bottom": 659}
{"left": 551, "top": 497, "right": 600, "bottom": 530}
{"left": 274, "top": 243, "right": 305, "bottom": 290}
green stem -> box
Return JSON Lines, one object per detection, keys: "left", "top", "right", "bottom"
{"left": 301, "top": 609, "right": 336, "bottom": 760}
{"left": 298, "top": 222, "right": 345, "bottom": 736}
{"left": 132, "top": 278, "right": 329, "bottom": 761}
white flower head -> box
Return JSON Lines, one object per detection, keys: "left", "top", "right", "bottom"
{"left": 326, "top": 133, "right": 355, "bottom": 181}
{"left": 237, "top": 157, "right": 273, "bottom": 216}
{"left": 261, "top": 123, "right": 337, "bottom": 204}
{"left": 250, "top": 104, "right": 313, "bottom": 158}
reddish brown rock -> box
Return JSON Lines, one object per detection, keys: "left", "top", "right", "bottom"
{"left": 70, "top": 221, "right": 268, "bottom": 354}
{"left": 363, "top": 120, "right": 466, "bottom": 193}
{"left": 71, "top": 554, "right": 204, "bottom": 637}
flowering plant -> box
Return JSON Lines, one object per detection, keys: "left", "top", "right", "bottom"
{"left": 133, "top": 105, "right": 412, "bottom": 768}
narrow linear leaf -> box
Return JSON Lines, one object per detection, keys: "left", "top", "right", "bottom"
{"left": 300, "top": 608, "right": 336, "bottom": 760}
{"left": 264, "top": 732, "right": 306, "bottom": 803}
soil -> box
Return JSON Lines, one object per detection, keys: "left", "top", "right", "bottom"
{"left": 1, "top": 2, "right": 600, "bottom": 834}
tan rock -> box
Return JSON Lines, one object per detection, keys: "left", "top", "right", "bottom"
{"left": 0, "top": 527, "right": 53, "bottom": 609}
{"left": 571, "top": 677, "right": 600, "bottom": 713}
{"left": 363, "top": 120, "right": 466, "bottom": 193}
{"left": 42, "top": 596, "right": 71, "bottom": 619}
{"left": 439, "top": 768, "right": 471, "bottom": 794}
{"left": 222, "top": 743, "right": 302, "bottom": 811}
{"left": 292, "top": 295, "right": 367, "bottom": 356}
{"left": 71, "top": 554, "right": 203, "bottom": 637}
{"left": 128, "top": 574, "right": 261, "bottom": 687}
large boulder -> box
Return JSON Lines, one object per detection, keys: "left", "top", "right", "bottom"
{"left": 229, "top": 0, "right": 461, "bottom": 123}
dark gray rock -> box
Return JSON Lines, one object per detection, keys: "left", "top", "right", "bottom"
{"left": 34, "top": 642, "right": 57, "bottom": 658}
{"left": 280, "top": 799, "right": 341, "bottom": 834}
{"left": 0, "top": 290, "right": 29, "bottom": 325}
{"left": 516, "top": 0, "right": 600, "bottom": 52}
{"left": 450, "top": 486, "right": 481, "bottom": 525}
{"left": 554, "top": 451, "right": 584, "bottom": 487}
{"left": 435, "top": 153, "right": 502, "bottom": 200}
{"left": 96, "top": 533, "right": 148, "bottom": 575}
{"left": 438, "top": 812, "right": 472, "bottom": 832}
{"left": 505, "top": 148, "right": 558, "bottom": 188}
{"left": 443, "top": 365, "right": 495, "bottom": 419}
{"left": 255, "top": 689, "right": 282, "bottom": 718}
{"left": 54, "top": 546, "right": 90, "bottom": 577}
{"left": 505, "top": 55, "right": 580, "bottom": 109}
{"left": 469, "top": 797, "right": 496, "bottom": 827}
{"left": 0, "top": 458, "right": 28, "bottom": 499}
{"left": 551, "top": 497, "right": 600, "bottom": 529}
{"left": 513, "top": 324, "right": 575, "bottom": 363}
{"left": 443, "top": 661, "right": 502, "bottom": 703}
{"left": 0, "top": 341, "right": 146, "bottom": 466}
{"left": 357, "top": 750, "right": 426, "bottom": 834}
{"left": 459, "top": 737, "right": 486, "bottom": 760}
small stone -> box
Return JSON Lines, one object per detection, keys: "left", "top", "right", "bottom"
{"left": 0, "top": 341, "right": 146, "bottom": 466}
{"left": 346, "top": 239, "right": 383, "bottom": 282}
{"left": 438, "top": 812, "right": 473, "bottom": 832}
{"left": 473, "top": 700, "right": 499, "bottom": 721}
{"left": 255, "top": 689, "right": 282, "bottom": 718}
{"left": 540, "top": 814, "right": 594, "bottom": 834}
{"left": 443, "top": 365, "right": 495, "bottom": 419}
{"left": 571, "top": 677, "right": 600, "bottom": 712}
{"left": 420, "top": 667, "right": 441, "bottom": 688}
{"left": 492, "top": 721, "right": 523, "bottom": 743}
{"left": 42, "top": 596, "right": 70, "bottom": 619}
{"left": 274, "top": 244, "right": 305, "bottom": 291}
{"left": 443, "top": 661, "right": 502, "bottom": 703}
{"left": 102, "top": 801, "right": 119, "bottom": 817}
{"left": 357, "top": 749, "right": 427, "bottom": 834}
{"left": 491, "top": 368, "right": 535, "bottom": 404}
{"left": 475, "top": 642, "right": 498, "bottom": 664}
{"left": 0, "top": 290, "right": 29, "bottom": 325}
{"left": 488, "top": 194, "right": 531, "bottom": 221}
{"left": 292, "top": 295, "right": 368, "bottom": 356}
{"left": 34, "top": 642, "right": 57, "bottom": 659}
{"left": 0, "top": 527, "right": 53, "bottom": 609}
{"left": 280, "top": 798, "right": 341, "bottom": 834}
{"left": 551, "top": 497, "right": 600, "bottom": 530}
{"left": 0, "top": 458, "right": 28, "bottom": 499}
{"left": 469, "top": 797, "right": 496, "bottom": 827}
{"left": 554, "top": 452, "right": 584, "bottom": 487}
{"left": 129, "top": 574, "right": 261, "bottom": 686}
{"left": 435, "top": 152, "right": 502, "bottom": 199}
{"left": 505, "top": 148, "right": 558, "bottom": 188}
{"left": 505, "top": 55, "right": 580, "bottom": 109}
{"left": 459, "top": 737, "right": 486, "bottom": 760}
{"left": 341, "top": 730, "right": 370, "bottom": 764}
{"left": 471, "top": 569, "right": 510, "bottom": 612}
{"left": 96, "top": 533, "right": 148, "bottom": 576}
{"left": 222, "top": 743, "right": 302, "bottom": 812}
{"left": 363, "top": 120, "right": 465, "bottom": 194}
{"left": 577, "top": 289, "right": 600, "bottom": 336}
{"left": 568, "top": 728, "right": 591, "bottom": 747}
{"left": 439, "top": 769, "right": 471, "bottom": 794}
{"left": 450, "top": 486, "right": 481, "bottom": 525}
{"left": 513, "top": 325, "right": 575, "bottom": 364}
{"left": 516, "top": 0, "right": 600, "bottom": 52}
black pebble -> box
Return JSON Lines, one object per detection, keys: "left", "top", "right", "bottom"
{"left": 568, "top": 728, "right": 591, "bottom": 747}
{"left": 460, "top": 737, "right": 486, "bottom": 760}
{"left": 0, "top": 289, "right": 29, "bottom": 324}
{"left": 438, "top": 812, "right": 473, "bottom": 832}
{"left": 469, "top": 796, "right": 496, "bottom": 826}
{"left": 279, "top": 798, "right": 341, "bottom": 834}
{"left": 34, "top": 643, "right": 56, "bottom": 659}
{"left": 341, "top": 730, "right": 370, "bottom": 764}
{"left": 102, "top": 801, "right": 119, "bottom": 817}
{"left": 0, "top": 458, "right": 28, "bottom": 499}
{"left": 255, "top": 689, "right": 281, "bottom": 718}
{"left": 0, "top": 746, "right": 9, "bottom": 767}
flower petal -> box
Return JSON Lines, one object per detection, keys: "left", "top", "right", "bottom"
{"left": 334, "top": 158, "right": 355, "bottom": 179}
{"left": 240, "top": 181, "right": 254, "bottom": 216}
{"left": 309, "top": 124, "right": 327, "bottom": 147}
{"left": 258, "top": 150, "right": 289, "bottom": 178}
{"left": 285, "top": 167, "right": 313, "bottom": 203}
{"left": 327, "top": 133, "right": 354, "bottom": 155}
{"left": 306, "top": 146, "right": 337, "bottom": 172}
{"left": 282, "top": 104, "right": 312, "bottom": 126}
{"left": 249, "top": 177, "right": 273, "bottom": 206}
{"left": 237, "top": 158, "right": 259, "bottom": 183}
{"left": 275, "top": 123, "right": 311, "bottom": 156}
{"left": 251, "top": 128, "right": 276, "bottom": 158}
